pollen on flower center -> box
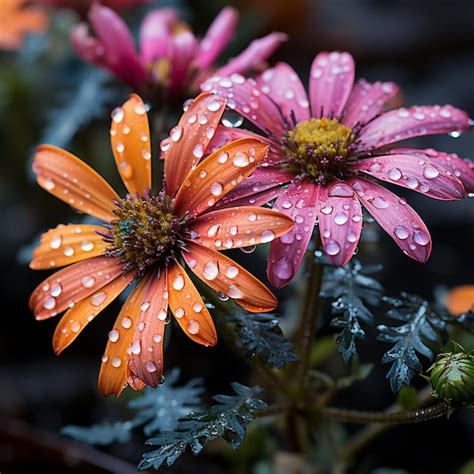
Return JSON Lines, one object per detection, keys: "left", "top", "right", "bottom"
{"left": 283, "top": 118, "right": 356, "bottom": 184}
{"left": 102, "top": 191, "right": 187, "bottom": 273}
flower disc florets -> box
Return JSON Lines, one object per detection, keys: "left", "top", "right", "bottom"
{"left": 103, "top": 190, "right": 187, "bottom": 273}
{"left": 284, "top": 117, "right": 356, "bottom": 184}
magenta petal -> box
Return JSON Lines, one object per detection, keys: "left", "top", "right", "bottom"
{"left": 342, "top": 79, "right": 399, "bottom": 129}
{"left": 309, "top": 51, "right": 355, "bottom": 119}
{"left": 169, "top": 31, "right": 198, "bottom": 95}
{"left": 256, "top": 62, "right": 310, "bottom": 123}
{"left": 195, "top": 7, "right": 239, "bottom": 71}
{"left": 207, "top": 125, "right": 284, "bottom": 163}
{"left": 347, "top": 177, "right": 432, "bottom": 263}
{"left": 215, "top": 186, "right": 283, "bottom": 209}
{"left": 202, "top": 76, "right": 287, "bottom": 138}
{"left": 71, "top": 23, "right": 102, "bottom": 64}
{"left": 267, "top": 180, "right": 319, "bottom": 288}
{"left": 318, "top": 182, "right": 363, "bottom": 266}
{"left": 215, "top": 166, "right": 293, "bottom": 209}
{"left": 139, "top": 8, "right": 178, "bottom": 64}
{"left": 216, "top": 32, "right": 287, "bottom": 77}
{"left": 86, "top": 4, "right": 146, "bottom": 90}
{"left": 357, "top": 105, "right": 471, "bottom": 151}
{"left": 353, "top": 154, "right": 465, "bottom": 200}
{"left": 388, "top": 147, "right": 474, "bottom": 194}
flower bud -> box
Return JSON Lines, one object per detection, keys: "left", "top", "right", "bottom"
{"left": 428, "top": 345, "right": 474, "bottom": 409}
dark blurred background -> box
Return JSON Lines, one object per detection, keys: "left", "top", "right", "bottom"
{"left": 0, "top": 0, "right": 473, "bottom": 472}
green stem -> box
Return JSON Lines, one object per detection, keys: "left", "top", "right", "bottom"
{"left": 320, "top": 403, "right": 447, "bottom": 424}
{"left": 296, "top": 251, "right": 324, "bottom": 385}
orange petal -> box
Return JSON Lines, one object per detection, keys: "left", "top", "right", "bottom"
{"left": 128, "top": 269, "right": 168, "bottom": 388}
{"left": 110, "top": 94, "right": 152, "bottom": 196}
{"left": 33, "top": 145, "right": 120, "bottom": 222}
{"left": 164, "top": 93, "right": 226, "bottom": 197}
{"left": 168, "top": 261, "right": 217, "bottom": 346}
{"left": 182, "top": 241, "right": 277, "bottom": 313}
{"left": 173, "top": 138, "right": 268, "bottom": 218}
{"left": 98, "top": 273, "right": 153, "bottom": 397}
{"left": 30, "top": 256, "right": 124, "bottom": 320}
{"left": 52, "top": 271, "right": 135, "bottom": 355}
{"left": 446, "top": 285, "right": 474, "bottom": 316}
{"left": 30, "top": 224, "right": 109, "bottom": 270}
{"left": 188, "top": 206, "right": 294, "bottom": 250}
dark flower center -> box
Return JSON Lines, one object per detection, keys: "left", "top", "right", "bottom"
{"left": 102, "top": 191, "right": 187, "bottom": 274}
{"left": 283, "top": 118, "right": 356, "bottom": 184}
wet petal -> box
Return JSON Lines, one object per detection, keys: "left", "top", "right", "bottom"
{"left": 98, "top": 273, "right": 152, "bottom": 397}
{"left": 216, "top": 32, "right": 287, "bottom": 77}
{"left": 169, "top": 30, "right": 198, "bottom": 95}
{"left": 348, "top": 177, "right": 432, "bottom": 263}
{"left": 188, "top": 206, "right": 294, "bottom": 250}
{"left": 342, "top": 79, "right": 399, "bottom": 128}
{"left": 215, "top": 185, "right": 283, "bottom": 210}
{"left": 33, "top": 145, "right": 120, "bottom": 222}
{"left": 267, "top": 179, "right": 319, "bottom": 288}
{"left": 353, "top": 154, "right": 465, "bottom": 200}
{"left": 168, "top": 262, "right": 217, "bottom": 346}
{"left": 215, "top": 165, "right": 293, "bottom": 209}
{"left": 173, "top": 138, "right": 268, "bottom": 218}
{"left": 202, "top": 75, "right": 287, "bottom": 138}
{"left": 207, "top": 125, "right": 284, "bottom": 164}
{"left": 182, "top": 241, "right": 277, "bottom": 312}
{"left": 110, "top": 94, "right": 151, "bottom": 196}
{"left": 357, "top": 105, "right": 471, "bottom": 151}
{"left": 30, "top": 256, "right": 124, "bottom": 320}
{"left": 309, "top": 51, "right": 355, "bottom": 119}
{"left": 30, "top": 224, "right": 108, "bottom": 270}
{"left": 257, "top": 62, "right": 310, "bottom": 123}
{"left": 163, "top": 93, "right": 226, "bottom": 197}
{"left": 388, "top": 147, "right": 474, "bottom": 194}
{"left": 128, "top": 269, "right": 168, "bottom": 388}
{"left": 52, "top": 272, "right": 135, "bottom": 355}
{"left": 195, "top": 6, "right": 238, "bottom": 71}
{"left": 318, "top": 182, "right": 363, "bottom": 267}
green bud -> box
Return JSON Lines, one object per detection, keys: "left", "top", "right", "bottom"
{"left": 428, "top": 343, "right": 474, "bottom": 409}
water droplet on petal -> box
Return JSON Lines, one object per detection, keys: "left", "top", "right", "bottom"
{"left": 321, "top": 205, "right": 333, "bottom": 215}
{"left": 193, "top": 303, "right": 203, "bottom": 313}
{"left": 50, "top": 236, "right": 62, "bottom": 249}
{"left": 172, "top": 275, "right": 185, "bottom": 291}
{"left": 71, "top": 321, "right": 81, "bottom": 333}
{"left": 388, "top": 168, "right": 402, "bottom": 180}
{"left": 91, "top": 292, "right": 107, "bottom": 307}
{"left": 175, "top": 307, "right": 185, "bottom": 318}
{"left": 227, "top": 284, "right": 244, "bottom": 299}
{"left": 326, "top": 240, "right": 341, "bottom": 256}
{"left": 275, "top": 257, "right": 293, "bottom": 280}
{"left": 423, "top": 165, "right": 440, "bottom": 179}
{"left": 111, "top": 356, "right": 122, "bottom": 368}
{"left": 80, "top": 240, "right": 94, "bottom": 252}
{"left": 43, "top": 295, "right": 56, "bottom": 310}
{"left": 186, "top": 319, "right": 200, "bottom": 334}
{"left": 329, "top": 185, "right": 354, "bottom": 197}
{"left": 81, "top": 275, "right": 95, "bottom": 288}
{"left": 406, "top": 176, "right": 419, "bottom": 189}
{"left": 121, "top": 317, "right": 132, "bottom": 329}
{"left": 210, "top": 182, "right": 224, "bottom": 196}
{"left": 207, "top": 100, "right": 221, "bottom": 112}
{"left": 218, "top": 152, "right": 229, "bottom": 164}
{"left": 158, "top": 309, "right": 167, "bottom": 320}
{"left": 394, "top": 225, "right": 409, "bottom": 240}
{"left": 64, "top": 246, "right": 74, "bottom": 257}
{"left": 111, "top": 107, "right": 124, "bottom": 123}
{"left": 233, "top": 152, "right": 250, "bottom": 167}
{"left": 203, "top": 261, "right": 219, "bottom": 280}
{"left": 170, "top": 126, "right": 183, "bottom": 142}
{"left": 372, "top": 197, "right": 389, "bottom": 209}
{"left": 260, "top": 230, "right": 275, "bottom": 243}
{"left": 225, "top": 265, "right": 239, "bottom": 279}
{"left": 141, "top": 301, "right": 150, "bottom": 312}
{"left": 193, "top": 144, "right": 204, "bottom": 158}
{"left": 248, "top": 212, "right": 257, "bottom": 222}
{"left": 413, "top": 229, "right": 430, "bottom": 246}
{"left": 108, "top": 329, "right": 119, "bottom": 342}
{"left": 334, "top": 211, "right": 349, "bottom": 225}
{"left": 146, "top": 361, "right": 157, "bottom": 372}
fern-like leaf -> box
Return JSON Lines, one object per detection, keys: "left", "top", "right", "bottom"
{"left": 139, "top": 383, "right": 266, "bottom": 471}
{"left": 62, "top": 368, "right": 204, "bottom": 445}
{"left": 321, "top": 260, "right": 384, "bottom": 362}
{"left": 228, "top": 311, "right": 299, "bottom": 368}
{"left": 377, "top": 293, "right": 448, "bottom": 393}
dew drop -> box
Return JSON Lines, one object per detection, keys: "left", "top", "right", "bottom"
{"left": 119, "top": 161, "right": 133, "bottom": 179}
{"left": 207, "top": 100, "right": 221, "bottom": 112}
{"left": 43, "top": 295, "right": 56, "bottom": 310}
{"left": 142, "top": 150, "right": 151, "bottom": 160}
{"left": 50, "top": 236, "right": 62, "bottom": 249}
{"left": 108, "top": 329, "right": 119, "bottom": 342}
{"left": 111, "top": 107, "right": 124, "bottom": 123}
{"left": 203, "top": 261, "right": 219, "bottom": 280}
{"left": 406, "top": 176, "right": 419, "bottom": 189}
{"left": 326, "top": 240, "right": 341, "bottom": 256}
{"left": 320, "top": 205, "right": 333, "bottom": 215}
{"left": 121, "top": 317, "right": 132, "bottom": 329}
{"left": 172, "top": 275, "right": 185, "bottom": 291}
{"left": 247, "top": 212, "right": 257, "bottom": 222}
{"left": 186, "top": 319, "right": 200, "bottom": 334}
{"left": 193, "top": 303, "right": 203, "bottom": 313}
{"left": 413, "top": 229, "right": 430, "bottom": 246}
{"left": 170, "top": 126, "right": 183, "bottom": 142}
{"left": 233, "top": 152, "right": 250, "bottom": 167}
{"left": 372, "top": 197, "right": 389, "bottom": 209}
{"left": 81, "top": 275, "right": 95, "bottom": 288}
{"left": 210, "top": 182, "right": 224, "bottom": 196}
{"left": 217, "top": 152, "right": 229, "bottom": 164}
{"left": 134, "top": 102, "right": 147, "bottom": 115}
{"left": 222, "top": 110, "right": 244, "bottom": 128}
{"left": 80, "top": 240, "right": 94, "bottom": 252}
{"left": 329, "top": 185, "right": 354, "bottom": 198}
{"left": 153, "top": 334, "right": 162, "bottom": 343}
{"left": 91, "top": 291, "right": 107, "bottom": 307}
{"left": 207, "top": 224, "right": 220, "bottom": 238}
{"left": 71, "top": 321, "right": 81, "bottom": 333}
{"left": 175, "top": 307, "right": 185, "bottom": 318}
{"left": 334, "top": 211, "right": 349, "bottom": 225}
{"left": 241, "top": 245, "right": 256, "bottom": 254}
{"left": 225, "top": 265, "right": 239, "bottom": 279}
{"left": 388, "top": 167, "right": 402, "bottom": 181}
{"left": 394, "top": 225, "right": 409, "bottom": 240}
{"left": 131, "top": 340, "right": 141, "bottom": 354}
{"left": 275, "top": 257, "right": 292, "bottom": 280}
{"left": 158, "top": 309, "right": 167, "bottom": 320}
{"left": 111, "top": 356, "right": 122, "bottom": 367}
{"left": 260, "top": 230, "right": 275, "bottom": 243}
{"left": 217, "top": 291, "right": 229, "bottom": 301}
{"left": 64, "top": 246, "right": 74, "bottom": 257}
{"left": 141, "top": 301, "right": 150, "bottom": 312}
{"left": 423, "top": 165, "right": 440, "bottom": 179}
{"left": 193, "top": 144, "right": 204, "bottom": 158}
{"left": 228, "top": 284, "right": 243, "bottom": 299}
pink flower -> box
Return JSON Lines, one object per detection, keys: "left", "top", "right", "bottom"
{"left": 202, "top": 51, "right": 474, "bottom": 288}
{"left": 71, "top": 4, "right": 287, "bottom": 97}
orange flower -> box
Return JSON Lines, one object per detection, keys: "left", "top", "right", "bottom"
{"left": 446, "top": 285, "right": 474, "bottom": 316}
{"left": 29, "top": 93, "right": 293, "bottom": 396}
{"left": 0, "top": 0, "right": 48, "bottom": 50}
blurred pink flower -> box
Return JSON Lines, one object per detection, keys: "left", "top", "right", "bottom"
{"left": 203, "top": 51, "right": 474, "bottom": 288}
{"left": 71, "top": 4, "right": 286, "bottom": 97}
{"left": 36, "top": 0, "right": 149, "bottom": 14}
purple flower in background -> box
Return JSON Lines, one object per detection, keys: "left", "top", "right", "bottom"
{"left": 203, "top": 51, "right": 474, "bottom": 288}
{"left": 71, "top": 4, "right": 286, "bottom": 98}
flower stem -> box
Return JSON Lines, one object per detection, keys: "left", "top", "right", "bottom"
{"left": 295, "top": 249, "right": 324, "bottom": 385}
{"left": 319, "top": 402, "right": 447, "bottom": 424}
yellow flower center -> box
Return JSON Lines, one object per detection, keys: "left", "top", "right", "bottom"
{"left": 284, "top": 118, "right": 355, "bottom": 184}
{"left": 103, "top": 192, "right": 186, "bottom": 274}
